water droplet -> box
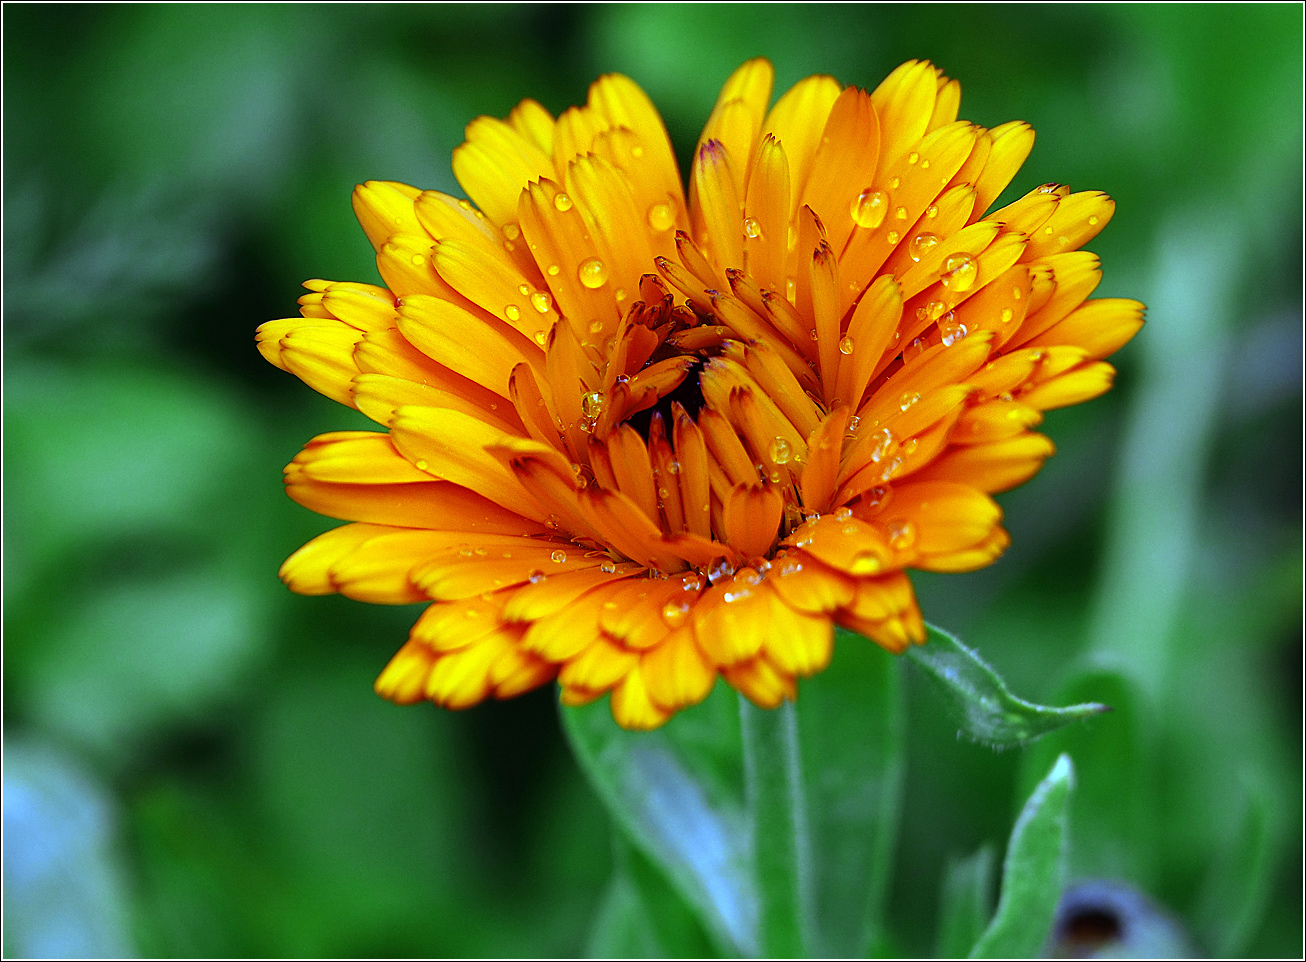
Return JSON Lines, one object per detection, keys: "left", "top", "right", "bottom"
{"left": 769, "top": 437, "right": 792, "bottom": 464}
{"left": 921, "top": 159, "right": 931, "bottom": 169}
{"left": 547, "top": 264, "right": 560, "bottom": 276}
{"left": 925, "top": 204, "right": 939, "bottom": 218}
{"left": 1012, "top": 286, "right": 1022, "bottom": 300}
{"left": 517, "top": 284, "right": 531, "bottom": 297}
{"left": 786, "top": 278, "right": 797, "bottom": 301}
{"left": 928, "top": 299, "right": 947, "bottom": 320}
{"left": 503, "top": 223, "right": 520, "bottom": 240}
{"left": 668, "top": 461, "right": 682, "bottom": 475}
{"left": 743, "top": 217, "right": 762, "bottom": 239}
{"left": 415, "top": 458, "right": 429, "bottom": 471}
{"left": 581, "top": 391, "right": 604, "bottom": 420}
{"left": 528, "top": 569, "right": 546, "bottom": 584}
{"left": 889, "top": 177, "right": 901, "bottom": 189}
{"left": 916, "top": 306, "right": 929, "bottom": 321}
{"left": 894, "top": 206, "right": 908, "bottom": 220}
{"left": 850, "top": 189, "right": 888, "bottom": 229}
{"left": 531, "top": 291, "right": 552, "bottom": 314}
{"left": 901, "top": 437, "right": 919, "bottom": 455}
{"left": 578, "top": 257, "right": 608, "bottom": 289}
{"left": 869, "top": 428, "right": 894, "bottom": 463}
{"left": 723, "top": 588, "right": 754, "bottom": 604}
{"left": 879, "top": 456, "right": 902, "bottom": 481}
{"left": 505, "top": 304, "right": 522, "bottom": 321}
{"left": 1088, "top": 214, "right": 1100, "bottom": 226}
{"left": 410, "top": 253, "right": 425, "bottom": 266}
{"left": 940, "top": 317, "right": 968, "bottom": 347}
{"left": 889, "top": 520, "right": 916, "bottom": 550}
{"left": 1043, "top": 225, "right": 1055, "bottom": 236}
{"left": 942, "top": 253, "right": 977, "bottom": 293}
{"left": 532, "top": 330, "right": 547, "bottom": 346}
{"left": 809, "top": 328, "right": 819, "bottom": 341}
{"left": 551, "top": 549, "right": 568, "bottom": 563}
{"left": 905, "top": 336, "right": 927, "bottom": 361}
{"left": 707, "top": 558, "right": 735, "bottom": 585}
{"left": 662, "top": 600, "right": 691, "bottom": 627}
{"left": 910, "top": 232, "right": 940, "bottom": 262}
{"left": 846, "top": 415, "right": 861, "bottom": 438}
{"left": 600, "top": 561, "right": 617, "bottom": 574}
{"left": 864, "top": 485, "right": 888, "bottom": 508}
{"left": 554, "top": 193, "right": 573, "bottom": 212}
{"left": 458, "top": 547, "right": 473, "bottom": 557}
{"left": 646, "top": 203, "right": 675, "bottom": 232}
{"left": 834, "top": 506, "right": 853, "bottom": 520}
{"left": 886, "top": 230, "right": 900, "bottom": 244}
{"left": 832, "top": 334, "right": 855, "bottom": 357}
{"left": 474, "top": 547, "right": 488, "bottom": 557}
{"left": 907, "top": 151, "right": 920, "bottom": 165}
{"left": 854, "top": 551, "right": 883, "bottom": 573}
{"left": 1000, "top": 307, "right": 1014, "bottom": 323}
{"left": 1057, "top": 235, "right": 1069, "bottom": 247}
{"left": 899, "top": 391, "right": 920, "bottom": 412}
{"left": 681, "top": 572, "right": 704, "bottom": 591}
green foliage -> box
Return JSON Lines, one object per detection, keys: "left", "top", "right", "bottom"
{"left": 970, "top": 755, "right": 1075, "bottom": 959}
{"left": 905, "top": 626, "right": 1108, "bottom": 748}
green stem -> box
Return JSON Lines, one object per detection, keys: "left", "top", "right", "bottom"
{"left": 739, "top": 696, "right": 811, "bottom": 958}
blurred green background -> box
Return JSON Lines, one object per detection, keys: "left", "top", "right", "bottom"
{"left": 3, "top": 3, "right": 1301, "bottom": 957}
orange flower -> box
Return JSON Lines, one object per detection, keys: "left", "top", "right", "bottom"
{"left": 258, "top": 59, "right": 1143, "bottom": 729}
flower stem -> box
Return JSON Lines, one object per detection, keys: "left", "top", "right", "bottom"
{"left": 739, "top": 695, "right": 811, "bottom": 958}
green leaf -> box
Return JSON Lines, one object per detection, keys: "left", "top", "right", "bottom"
{"left": 806, "top": 632, "right": 905, "bottom": 956}
{"left": 739, "top": 698, "right": 810, "bottom": 958}
{"left": 585, "top": 841, "right": 714, "bottom": 959}
{"left": 935, "top": 845, "right": 996, "bottom": 959}
{"left": 1018, "top": 668, "right": 1155, "bottom": 886}
{"left": 1195, "top": 778, "right": 1277, "bottom": 957}
{"left": 561, "top": 683, "right": 757, "bottom": 956}
{"left": 969, "top": 754, "right": 1076, "bottom": 959}
{"left": 906, "top": 625, "right": 1108, "bottom": 748}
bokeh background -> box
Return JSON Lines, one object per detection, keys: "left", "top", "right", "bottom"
{"left": 4, "top": 3, "right": 1301, "bottom": 957}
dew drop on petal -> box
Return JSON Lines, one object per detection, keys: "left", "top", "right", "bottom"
{"left": 551, "top": 549, "right": 568, "bottom": 563}
{"left": 528, "top": 569, "right": 546, "bottom": 584}
{"left": 886, "top": 230, "right": 900, "bottom": 245}
{"left": 578, "top": 257, "right": 608, "bottom": 288}
{"left": 600, "top": 561, "right": 617, "bottom": 574}
{"left": 853, "top": 551, "right": 883, "bottom": 573}
{"left": 839, "top": 335, "right": 855, "bottom": 355}
{"left": 1001, "top": 307, "right": 1014, "bottom": 323}
{"left": 889, "top": 176, "right": 901, "bottom": 189}
{"left": 899, "top": 391, "right": 920, "bottom": 412}
{"left": 901, "top": 437, "right": 919, "bottom": 455}
{"left": 910, "top": 232, "right": 939, "bottom": 262}
{"left": 743, "top": 217, "right": 762, "bottom": 239}
{"left": 503, "top": 223, "right": 520, "bottom": 240}
{"left": 907, "top": 151, "right": 920, "bottom": 165}
{"left": 505, "top": 304, "right": 521, "bottom": 321}
{"left": 647, "top": 203, "right": 675, "bottom": 232}
{"left": 846, "top": 415, "right": 861, "bottom": 438}
{"left": 940, "top": 316, "right": 968, "bottom": 347}
{"left": 415, "top": 458, "right": 429, "bottom": 471}
{"left": 668, "top": 460, "right": 682, "bottom": 474}
{"left": 834, "top": 506, "right": 853, "bottom": 520}
{"left": 473, "top": 547, "right": 488, "bottom": 557}
{"left": 661, "top": 600, "right": 691, "bottom": 627}
{"left": 410, "top": 253, "right": 425, "bottom": 266}
{"left": 889, "top": 520, "right": 916, "bottom": 550}
{"left": 869, "top": 428, "right": 894, "bottom": 463}
{"left": 894, "top": 206, "right": 908, "bottom": 220}
{"left": 850, "top": 189, "right": 888, "bottom": 229}
{"left": 581, "top": 391, "right": 604, "bottom": 420}
{"left": 1012, "top": 285, "right": 1022, "bottom": 300}
{"left": 531, "top": 291, "right": 552, "bottom": 314}
{"left": 769, "top": 437, "right": 792, "bottom": 464}
{"left": 1088, "top": 214, "right": 1100, "bottom": 226}
{"left": 925, "top": 204, "right": 939, "bottom": 218}
{"left": 928, "top": 299, "right": 948, "bottom": 321}
{"left": 518, "top": 284, "right": 531, "bottom": 296}
{"left": 547, "top": 264, "right": 560, "bottom": 276}
{"left": 532, "top": 330, "right": 547, "bottom": 346}
{"left": 942, "top": 253, "right": 978, "bottom": 292}
{"left": 554, "top": 193, "right": 573, "bottom": 212}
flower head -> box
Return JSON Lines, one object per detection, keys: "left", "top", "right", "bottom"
{"left": 259, "top": 59, "right": 1142, "bottom": 729}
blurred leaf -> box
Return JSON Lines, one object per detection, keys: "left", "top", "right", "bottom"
{"left": 970, "top": 754, "right": 1075, "bottom": 959}
{"left": 804, "top": 632, "right": 905, "bottom": 956}
{"left": 739, "top": 699, "right": 810, "bottom": 958}
{"left": 906, "top": 625, "right": 1108, "bottom": 748}
{"left": 1019, "top": 668, "right": 1154, "bottom": 886}
{"left": 561, "top": 683, "right": 756, "bottom": 956}
{"left": 1195, "top": 778, "right": 1277, "bottom": 957}
{"left": 1, "top": 739, "right": 134, "bottom": 959}
{"left": 585, "top": 839, "right": 715, "bottom": 959}
{"left": 935, "top": 845, "right": 995, "bottom": 960}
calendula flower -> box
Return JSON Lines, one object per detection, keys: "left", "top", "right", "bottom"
{"left": 259, "top": 59, "right": 1142, "bottom": 730}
